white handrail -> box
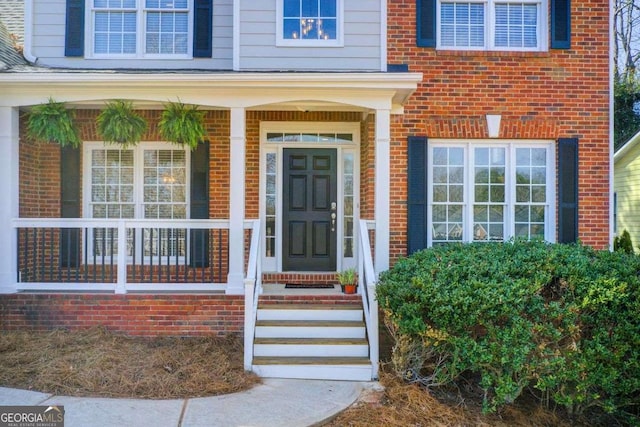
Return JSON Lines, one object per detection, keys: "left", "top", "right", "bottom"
{"left": 12, "top": 218, "right": 230, "bottom": 229}
{"left": 244, "top": 220, "right": 261, "bottom": 370}
{"left": 358, "top": 219, "right": 379, "bottom": 380}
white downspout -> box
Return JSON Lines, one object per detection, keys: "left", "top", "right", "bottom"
{"left": 22, "top": 0, "right": 38, "bottom": 64}
{"left": 380, "top": 0, "right": 387, "bottom": 72}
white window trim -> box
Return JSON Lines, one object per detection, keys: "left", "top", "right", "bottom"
{"left": 436, "top": 0, "right": 548, "bottom": 52}
{"left": 427, "top": 139, "right": 556, "bottom": 246}
{"left": 85, "top": 0, "right": 194, "bottom": 59}
{"left": 259, "top": 122, "right": 359, "bottom": 273}
{"left": 275, "top": 0, "right": 344, "bottom": 48}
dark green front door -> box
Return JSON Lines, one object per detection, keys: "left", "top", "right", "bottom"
{"left": 282, "top": 148, "right": 337, "bottom": 271}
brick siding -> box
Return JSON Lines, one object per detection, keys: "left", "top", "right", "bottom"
{"left": 0, "top": 294, "right": 244, "bottom": 336}
{"left": 387, "top": 0, "right": 610, "bottom": 261}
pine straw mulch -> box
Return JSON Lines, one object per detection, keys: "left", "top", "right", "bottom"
{"left": 0, "top": 327, "right": 260, "bottom": 399}
{"left": 324, "top": 368, "right": 578, "bottom": 427}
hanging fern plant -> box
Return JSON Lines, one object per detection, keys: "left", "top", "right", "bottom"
{"left": 158, "top": 101, "right": 206, "bottom": 150}
{"left": 26, "top": 98, "right": 81, "bottom": 148}
{"left": 97, "top": 100, "right": 147, "bottom": 147}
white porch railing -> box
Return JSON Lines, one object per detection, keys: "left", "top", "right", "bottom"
{"left": 358, "top": 219, "right": 379, "bottom": 380}
{"left": 11, "top": 218, "right": 258, "bottom": 293}
{"left": 244, "top": 220, "right": 261, "bottom": 370}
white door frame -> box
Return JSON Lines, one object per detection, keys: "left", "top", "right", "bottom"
{"left": 259, "top": 122, "right": 360, "bottom": 273}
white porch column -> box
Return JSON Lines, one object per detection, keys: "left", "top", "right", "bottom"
{"left": 0, "top": 107, "right": 19, "bottom": 293}
{"left": 226, "top": 107, "right": 246, "bottom": 295}
{"left": 374, "top": 109, "right": 391, "bottom": 273}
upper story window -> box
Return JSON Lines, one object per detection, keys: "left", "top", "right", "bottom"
{"left": 91, "top": 0, "right": 191, "bottom": 57}
{"left": 277, "top": 0, "right": 343, "bottom": 47}
{"left": 436, "top": 0, "right": 547, "bottom": 51}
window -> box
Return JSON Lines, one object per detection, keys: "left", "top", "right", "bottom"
{"left": 437, "top": 0, "right": 546, "bottom": 51}
{"left": 91, "top": 0, "right": 191, "bottom": 57}
{"left": 429, "top": 141, "right": 554, "bottom": 245}
{"left": 87, "top": 144, "right": 188, "bottom": 258}
{"left": 277, "top": 0, "right": 343, "bottom": 46}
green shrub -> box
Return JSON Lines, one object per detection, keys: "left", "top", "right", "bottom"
{"left": 613, "top": 229, "right": 634, "bottom": 254}
{"left": 377, "top": 240, "right": 640, "bottom": 419}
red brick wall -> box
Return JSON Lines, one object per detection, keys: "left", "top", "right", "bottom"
{"left": 387, "top": 0, "right": 610, "bottom": 261}
{"left": 19, "top": 109, "right": 231, "bottom": 219}
{"left": 0, "top": 294, "right": 244, "bottom": 336}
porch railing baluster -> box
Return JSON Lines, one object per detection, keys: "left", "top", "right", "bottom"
{"left": 217, "top": 229, "right": 222, "bottom": 283}
{"left": 132, "top": 229, "right": 137, "bottom": 283}
{"left": 83, "top": 227, "right": 88, "bottom": 283}
{"left": 47, "top": 228, "right": 53, "bottom": 281}
{"left": 110, "top": 227, "right": 115, "bottom": 283}
{"left": 149, "top": 228, "right": 154, "bottom": 283}
{"left": 92, "top": 227, "right": 97, "bottom": 282}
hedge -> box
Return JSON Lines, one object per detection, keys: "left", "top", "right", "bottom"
{"left": 377, "top": 240, "right": 640, "bottom": 420}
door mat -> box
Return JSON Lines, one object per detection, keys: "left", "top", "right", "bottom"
{"left": 284, "top": 284, "right": 336, "bottom": 289}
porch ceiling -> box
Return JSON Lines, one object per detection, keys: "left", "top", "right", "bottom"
{"left": 0, "top": 71, "right": 422, "bottom": 113}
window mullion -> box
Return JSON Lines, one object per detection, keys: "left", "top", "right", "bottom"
{"left": 465, "top": 144, "right": 473, "bottom": 243}
{"left": 486, "top": 0, "right": 493, "bottom": 50}
{"left": 506, "top": 145, "right": 514, "bottom": 240}
{"left": 138, "top": 0, "right": 145, "bottom": 56}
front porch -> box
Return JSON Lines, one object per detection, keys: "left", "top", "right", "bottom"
{"left": 0, "top": 71, "right": 420, "bottom": 380}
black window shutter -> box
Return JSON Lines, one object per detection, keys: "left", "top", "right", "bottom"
{"left": 193, "top": 0, "right": 213, "bottom": 58}
{"left": 190, "top": 141, "right": 210, "bottom": 267}
{"left": 558, "top": 138, "right": 578, "bottom": 243}
{"left": 60, "top": 147, "right": 81, "bottom": 267}
{"left": 65, "top": 0, "right": 85, "bottom": 57}
{"left": 407, "top": 136, "right": 429, "bottom": 254}
{"left": 551, "top": 0, "right": 571, "bottom": 49}
{"left": 416, "top": 0, "right": 436, "bottom": 47}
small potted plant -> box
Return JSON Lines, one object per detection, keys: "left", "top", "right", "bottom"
{"left": 158, "top": 100, "right": 206, "bottom": 151}
{"left": 97, "top": 100, "right": 147, "bottom": 147}
{"left": 26, "top": 98, "right": 81, "bottom": 148}
{"left": 337, "top": 268, "right": 357, "bottom": 294}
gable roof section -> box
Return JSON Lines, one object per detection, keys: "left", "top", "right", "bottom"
{"left": 0, "top": 0, "right": 25, "bottom": 70}
{"left": 0, "top": 22, "right": 26, "bottom": 70}
{"left": 615, "top": 130, "right": 640, "bottom": 164}
{"left": 0, "top": 0, "right": 24, "bottom": 46}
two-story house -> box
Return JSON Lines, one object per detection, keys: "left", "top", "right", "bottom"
{"left": 0, "top": 0, "right": 610, "bottom": 381}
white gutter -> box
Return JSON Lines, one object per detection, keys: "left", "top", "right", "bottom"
{"left": 22, "top": 0, "right": 37, "bottom": 64}
{"left": 0, "top": 72, "right": 423, "bottom": 86}
{"left": 233, "top": 0, "right": 240, "bottom": 71}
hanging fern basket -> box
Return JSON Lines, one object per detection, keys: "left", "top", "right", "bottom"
{"left": 158, "top": 101, "right": 206, "bottom": 150}
{"left": 97, "top": 100, "right": 147, "bottom": 147}
{"left": 26, "top": 98, "right": 81, "bottom": 148}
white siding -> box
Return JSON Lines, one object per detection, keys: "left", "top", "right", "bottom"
{"left": 238, "top": 0, "right": 382, "bottom": 71}
{"left": 30, "top": 0, "right": 233, "bottom": 70}
{"left": 614, "top": 142, "right": 640, "bottom": 252}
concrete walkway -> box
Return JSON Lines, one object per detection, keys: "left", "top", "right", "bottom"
{"left": 0, "top": 379, "right": 369, "bottom": 427}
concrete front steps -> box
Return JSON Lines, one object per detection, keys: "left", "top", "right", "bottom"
{"left": 251, "top": 298, "right": 373, "bottom": 381}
